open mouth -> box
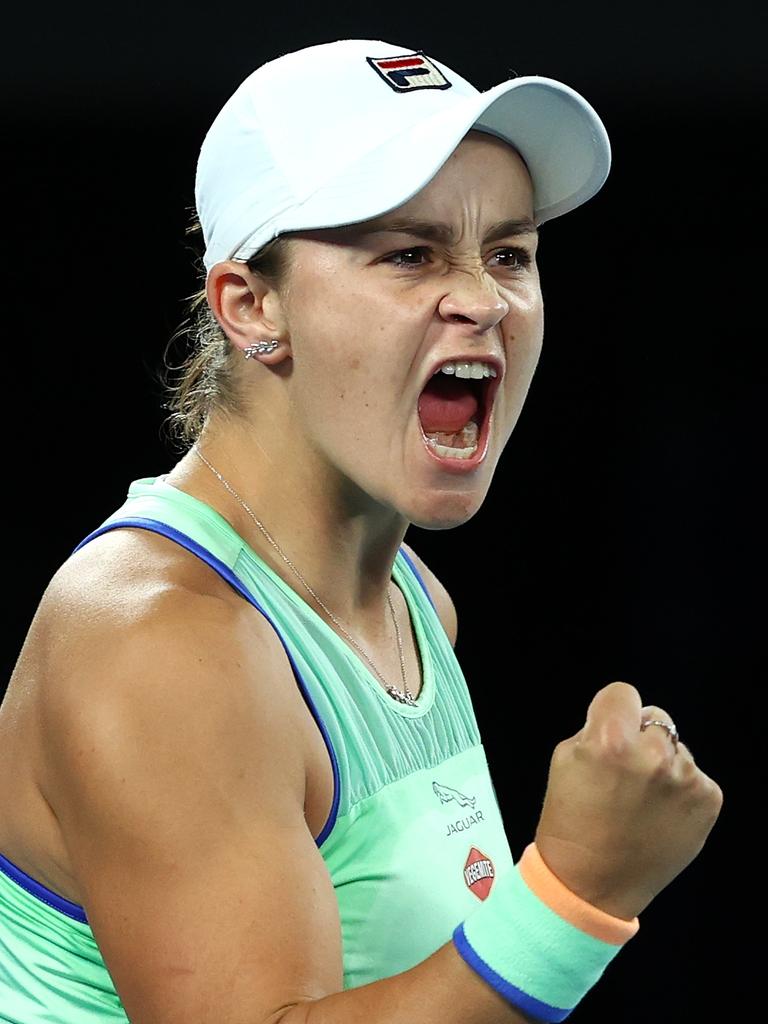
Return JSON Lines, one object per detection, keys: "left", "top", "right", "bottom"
{"left": 417, "top": 360, "right": 500, "bottom": 466}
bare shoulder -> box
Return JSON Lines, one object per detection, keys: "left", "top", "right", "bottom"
{"left": 32, "top": 524, "right": 309, "bottom": 827}
{"left": 35, "top": 528, "right": 307, "bottom": 801}
{"left": 400, "top": 541, "right": 458, "bottom": 647}
{"left": 44, "top": 524, "right": 247, "bottom": 619}
{"left": 26, "top": 529, "right": 344, "bottom": 1021}
{"left": 41, "top": 558, "right": 304, "bottom": 814}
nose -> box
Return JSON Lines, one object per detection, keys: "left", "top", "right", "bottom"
{"left": 437, "top": 272, "right": 509, "bottom": 334}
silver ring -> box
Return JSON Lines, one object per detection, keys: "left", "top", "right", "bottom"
{"left": 640, "top": 718, "right": 679, "bottom": 749}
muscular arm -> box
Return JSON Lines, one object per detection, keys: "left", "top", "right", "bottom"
{"left": 41, "top": 589, "right": 343, "bottom": 1023}
{"left": 276, "top": 944, "right": 528, "bottom": 1024}
{"left": 40, "top": 579, "right": 527, "bottom": 1024}
{"left": 40, "top": 555, "right": 720, "bottom": 1024}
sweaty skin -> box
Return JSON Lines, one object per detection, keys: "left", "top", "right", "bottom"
{"left": 0, "top": 131, "right": 722, "bottom": 1024}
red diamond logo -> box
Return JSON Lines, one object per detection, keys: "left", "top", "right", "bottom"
{"left": 463, "top": 846, "right": 495, "bottom": 901}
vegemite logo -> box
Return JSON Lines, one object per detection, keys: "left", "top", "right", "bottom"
{"left": 432, "top": 781, "right": 476, "bottom": 809}
{"left": 463, "top": 847, "right": 495, "bottom": 901}
{"left": 366, "top": 51, "right": 452, "bottom": 93}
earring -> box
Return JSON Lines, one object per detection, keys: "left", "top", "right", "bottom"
{"left": 244, "top": 340, "right": 279, "bottom": 359}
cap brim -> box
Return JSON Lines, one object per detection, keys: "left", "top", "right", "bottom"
{"left": 475, "top": 77, "right": 611, "bottom": 223}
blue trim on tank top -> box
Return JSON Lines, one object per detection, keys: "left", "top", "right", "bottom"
{"left": 73, "top": 517, "right": 342, "bottom": 848}
{"left": 0, "top": 851, "right": 88, "bottom": 923}
{"left": 397, "top": 547, "right": 436, "bottom": 612}
{"left": 0, "top": 524, "right": 437, "bottom": 927}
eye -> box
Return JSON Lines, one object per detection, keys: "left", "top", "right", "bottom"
{"left": 382, "top": 246, "right": 433, "bottom": 268}
{"left": 489, "top": 247, "right": 533, "bottom": 271}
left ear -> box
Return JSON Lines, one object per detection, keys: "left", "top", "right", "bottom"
{"left": 205, "top": 260, "right": 291, "bottom": 364}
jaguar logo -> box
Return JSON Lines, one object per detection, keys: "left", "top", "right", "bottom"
{"left": 432, "top": 781, "right": 476, "bottom": 808}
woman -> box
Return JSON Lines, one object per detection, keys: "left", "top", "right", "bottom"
{"left": 0, "top": 39, "right": 722, "bottom": 1024}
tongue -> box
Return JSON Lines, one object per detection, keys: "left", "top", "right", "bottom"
{"left": 418, "top": 375, "right": 479, "bottom": 434}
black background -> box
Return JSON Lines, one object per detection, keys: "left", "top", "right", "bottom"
{"left": 3, "top": 2, "right": 761, "bottom": 1021}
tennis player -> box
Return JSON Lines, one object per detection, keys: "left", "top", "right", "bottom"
{"left": 0, "top": 39, "right": 722, "bottom": 1024}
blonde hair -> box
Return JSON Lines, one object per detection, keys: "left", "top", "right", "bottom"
{"left": 161, "top": 211, "right": 289, "bottom": 448}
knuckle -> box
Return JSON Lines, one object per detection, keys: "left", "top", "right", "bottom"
{"left": 679, "top": 766, "right": 723, "bottom": 816}
{"left": 587, "top": 737, "right": 637, "bottom": 779}
{"left": 640, "top": 705, "right": 673, "bottom": 725}
{"left": 551, "top": 737, "right": 574, "bottom": 766}
{"left": 646, "top": 748, "right": 677, "bottom": 784}
{"left": 704, "top": 778, "right": 725, "bottom": 812}
{"left": 676, "top": 747, "right": 707, "bottom": 780}
{"left": 592, "top": 712, "right": 642, "bottom": 763}
{"left": 607, "top": 679, "right": 641, "bottom": 701}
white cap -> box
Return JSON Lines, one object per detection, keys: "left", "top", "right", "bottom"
{"left": 195, "top": 39, "right": 611, "bottom": 272}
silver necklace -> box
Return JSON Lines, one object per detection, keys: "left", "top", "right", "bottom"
{"left": 191, "top": 445, "right": 418, "bottom": 706}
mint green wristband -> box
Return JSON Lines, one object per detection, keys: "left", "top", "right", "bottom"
{"left": 453, "top": 860, "right": 634, "bottom": 1022}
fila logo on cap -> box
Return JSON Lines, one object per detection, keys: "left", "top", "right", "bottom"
{"left": 366, "top": 51, "right": 451, "bottom": 93}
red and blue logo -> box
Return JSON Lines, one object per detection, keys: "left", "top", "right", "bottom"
{"left": 366, "top": 51, "right": 451, "bottom": 93}
{"left": 463, "top": 846, "right": 495, "bottom": 901}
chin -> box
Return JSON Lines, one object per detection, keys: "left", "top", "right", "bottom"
{"left": 403, "top": 487, "right": 489, "bottom": 531}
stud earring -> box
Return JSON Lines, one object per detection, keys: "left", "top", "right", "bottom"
{"left": 244, "top": 340, "right": 279, "bottom": 359}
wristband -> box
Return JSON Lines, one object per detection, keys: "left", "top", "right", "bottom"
{"left": 453, "top": 844, "right": 639, "bottom": 1022}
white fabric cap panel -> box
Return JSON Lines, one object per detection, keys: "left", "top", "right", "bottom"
{"left": 195, "top": 40, "right": 611, "bottom": 271}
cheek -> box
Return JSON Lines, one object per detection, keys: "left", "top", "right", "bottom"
{"left": 505, "top": 332, "right": 542, "bottom": 389}
{"left": 500, "top": 289, "right": 544, "bottom": 416}
{"left": 283, "top": 291, "right": 352, "bottom": 387}
{"left": 282, "top": 303, "right": 402, "bottom": 431}
{"left": 506, "top": 281, "right": 544, "bottom": 355}
{"left": 508, "top": 273, "right": 543, "bottom": 316}
{"left": 286, "top": 276, "right": 427, "bottom": 386}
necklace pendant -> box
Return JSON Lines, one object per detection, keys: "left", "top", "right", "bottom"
{"left": 386, "top": 684, "right": 418, "bottom": 707}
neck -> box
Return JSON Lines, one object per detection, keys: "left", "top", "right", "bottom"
{"left": 165, "top": 414, "right": 409, "bottom": 632}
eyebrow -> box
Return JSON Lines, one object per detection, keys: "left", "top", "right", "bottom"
{"left": 360, "top": 216, "right": 538, "bottom": 245}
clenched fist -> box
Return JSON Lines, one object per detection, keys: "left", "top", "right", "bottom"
{"left": 534, "top": 681, "right": 723, "bottom": 920}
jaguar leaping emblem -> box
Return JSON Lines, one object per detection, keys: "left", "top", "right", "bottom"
{"left": 432, "top": 781, "right": 476, "bottom": 808}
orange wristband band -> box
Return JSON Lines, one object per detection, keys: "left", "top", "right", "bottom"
{"left": 518, "top": 844, "right": 639, "bottom": 945}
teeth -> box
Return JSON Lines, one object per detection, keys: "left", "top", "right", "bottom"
{"left": 424, "top": 420, "right": 479, "bottom": 460}
{"left": 438, "top": 360, "right": 497, "bottom": 379}
{"left": 429, "top": 442, "right": 476, "bottom": 460}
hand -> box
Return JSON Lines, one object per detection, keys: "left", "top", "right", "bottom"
{"left": 534, "top": 681, "right": 723, "bottom": 920}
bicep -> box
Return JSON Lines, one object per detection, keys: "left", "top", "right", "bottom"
{"left": 82, "top": 806, "right": 341, "bottom": 1024}
{"left": 43, "top": 597, "right": 342, "bottom": 1024}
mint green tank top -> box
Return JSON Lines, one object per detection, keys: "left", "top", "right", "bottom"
{"left": 0, "top": 476, "right": 514, "bottom": 1022}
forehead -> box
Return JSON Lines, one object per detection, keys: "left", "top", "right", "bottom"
{"left": 356, "top": 132, "right": 534, "bottom": 235}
